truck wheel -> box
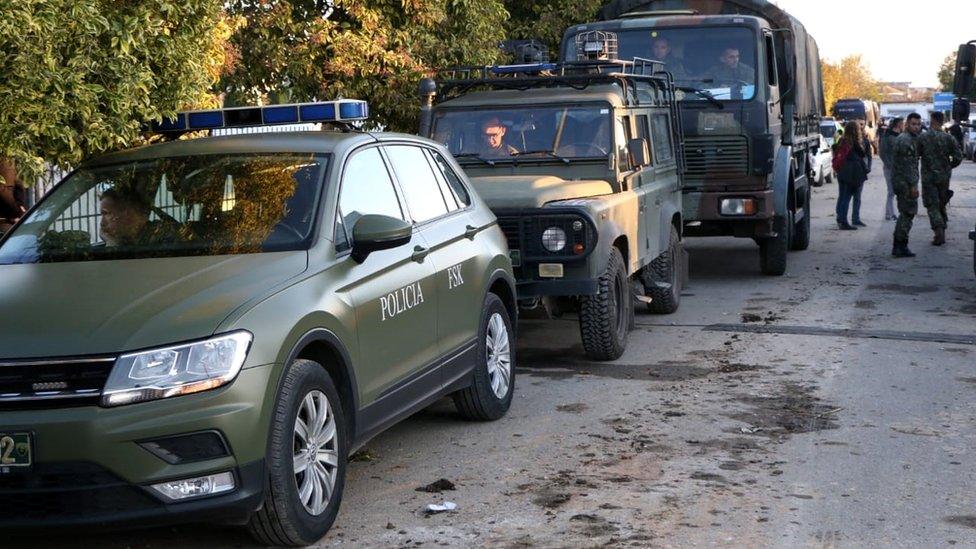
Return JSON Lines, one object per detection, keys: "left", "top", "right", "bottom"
{"left": 579, "top": 247, "right": 630, "bottom": 361}
{"left": 759, "top": 215, "right": 789, "bottom": 276}
{"left": 791, "top": 184, "right": 812, "bottom": 251}
{"left": 644, "top": 226, "right": 682, "bottom": 314}
{"left": 453, "top": 292, "right": 515, "bottom": 421}
{"left": 248, "top": 360, "right": 347, "bottom": 546}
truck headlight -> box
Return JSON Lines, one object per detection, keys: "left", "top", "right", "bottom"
{"left": 541, "top": 227, "right": 567, "bottom": 252}
{"left": 102, "top": 331, "right": 252, "bottom": 407}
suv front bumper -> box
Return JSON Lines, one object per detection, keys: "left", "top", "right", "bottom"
{"left": 0, "top": 363, "right": 278, "bottom": 530}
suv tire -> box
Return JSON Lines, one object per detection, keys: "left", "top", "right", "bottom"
{"left": 644, "top": 226, "right": 682, "bottom": 314}
{"left": 248, "top": 359, "right": 348, "bottom": 546}
{"left": 579, "top": 246, "right": 630, "bottom": 361}
{"left": 759, "top": 214, "right": 789, "bottom": 276}
{"left": 453, "top": 293, "right": 516, "bottom": 421}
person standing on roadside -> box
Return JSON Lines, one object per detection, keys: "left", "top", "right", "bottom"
{"left": 834, "top": 121, "right": 870, "bottom": 230}
{"left": 916, "top": 111, "right": 963, "bottom": 246}
{"left": 0, "top": 159, "right": 27, "bottom": 235}
{"left": 879, "top": 117, "right": 903, "bottom": 221}
{"left": 890, "top": 113, "right": 923, "bottom": 257}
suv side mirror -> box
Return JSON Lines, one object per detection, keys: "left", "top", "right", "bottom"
{"left": 628, "top": 138, "right": 651, "bottom": 167}
{"left": 351, "top": 214, "right": 412, "bottom": 263}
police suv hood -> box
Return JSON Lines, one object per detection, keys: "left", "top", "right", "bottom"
{"left": 0, "top": 252, "right": 307, "bottom": 359}
{"left": 469, "top": 176, "right": 613, "bottom": 209}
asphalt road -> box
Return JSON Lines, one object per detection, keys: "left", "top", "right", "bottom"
{"left": 26, "top": 161, "right": 976, "bottom": 548}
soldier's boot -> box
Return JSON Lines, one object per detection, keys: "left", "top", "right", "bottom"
{"left": 933, "top": 227, "right": 946, "bottom": 246}
{"left": 892, "top": 242, "right": 916, "bottom": 258}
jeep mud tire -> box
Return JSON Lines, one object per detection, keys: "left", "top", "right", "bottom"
{"left": 579, "top": 247, "right": 630, "bottom": 361}
{"left": 759, "top": 214, "right": 789, "bottom": 276}
{"left": 644, "top": 226, "right": 682, "bottom": 314}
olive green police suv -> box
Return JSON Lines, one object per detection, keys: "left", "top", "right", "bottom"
{"left": 420, "top": 59, "right": 685, "bottom": 361}
{"left": 0, "top": 100, "right": 517, "bottom": 545}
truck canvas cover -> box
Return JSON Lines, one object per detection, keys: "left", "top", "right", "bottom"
{"left": 597, "top": 0, "right": 825, "bottom": 121}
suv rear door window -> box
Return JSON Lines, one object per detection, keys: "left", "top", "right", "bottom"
{"left": 384, "top": 145, "right": 451, "bottom": 223}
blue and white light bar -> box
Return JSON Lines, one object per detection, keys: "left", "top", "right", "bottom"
{"left": 151, "top": 100, "right": 369, "bottom": 133}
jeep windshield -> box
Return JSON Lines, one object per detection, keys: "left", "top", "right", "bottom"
{"left": 432, "top": 105, "right": 612, "bottom": 163}
{"left": 567, "top": 27, "right": 758, "bottom": 101}
{"left": 0, "top": 153, "right": 327, "bottom": 264}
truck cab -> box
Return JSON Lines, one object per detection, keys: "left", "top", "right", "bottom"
{"left": 421, "top": 62, "right": 685, "bottom": 360}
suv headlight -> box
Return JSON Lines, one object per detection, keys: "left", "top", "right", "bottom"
{"left": 102, "top": 331, "right": 252, "bottom": 407}
{"left": 541, "top": 227, "right": 567, "bottom": 252}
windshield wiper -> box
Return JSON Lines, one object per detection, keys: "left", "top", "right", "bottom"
{"left": 676, "top": 86, "right": 724, "bottom": 109}
{"left": 452, "top": 153, "right": 496, "bottom": 166}
{"left": 510, "top": 149, "right": 571, "bottom": 164}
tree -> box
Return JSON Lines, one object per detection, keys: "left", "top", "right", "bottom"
{"left": 821, "top": 55, "right": 882, "bottom": 115}
{"left": 0, "top": 1, "right": 233, "bottom": 184}
{"left": 504, "top": 0, "right": 603, "bottom": 55}
{"left": 221, "top": 0, "right": 508, "bottom": 132}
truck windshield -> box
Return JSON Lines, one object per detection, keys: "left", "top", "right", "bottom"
{"left": 431, "top": 105, "right": 612, "bottom": 162}
{"left": 568, "top": 27, "right": 758, "bottom": 101}
{"left": 0, "top": 154, "right": 327, "bottom": 264}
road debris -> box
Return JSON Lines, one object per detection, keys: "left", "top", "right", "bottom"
{"left": 424, "top": 501, "right": 457, "bottom": 514}
{"left": 415, "top": 478, "right": 456, "bottom": 493}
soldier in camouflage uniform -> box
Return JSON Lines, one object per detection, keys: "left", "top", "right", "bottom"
{"left": 890, "top": 113, "right": 923, "bottom": 258}
{"left": 917, "top": 111, "right": 963, "bottom": 246}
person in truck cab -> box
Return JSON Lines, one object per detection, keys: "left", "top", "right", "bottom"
{"left": 480, "top": 117, "right": 519, "bottom": 157}
{"left": 651, "top": 36, "right": 687, "bottom": 79}
{"left": 704, "top": 46, "right": 754, "bottom": 87}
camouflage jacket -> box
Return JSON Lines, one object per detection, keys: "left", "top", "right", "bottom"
{"left": 890, "top": 131, "right": 920, "bottom": 187}
{"left": 917, "top": 129, "right": 963, "bottom": 185}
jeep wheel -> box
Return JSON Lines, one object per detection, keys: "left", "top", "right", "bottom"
{"left": 792, "top": 183, "right": 812, "bottom": 251}
{"left": 759, "top": 215, "right": 789, "bottom": 276}
{"left": 453, "top": 292, "right": 515, "bottom": 421}
{"left": 579, "top": 247, "right": 630, "bottom": 361}
{"left": 644, "top": 226, "right": 682, "bottom": 314}
{"left": 248, "top": 359, "right": 347, "bottom": 546}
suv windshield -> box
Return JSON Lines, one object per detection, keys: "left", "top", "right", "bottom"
{"left": 0, "top": 154, "right": 327, "bottom": 264}
{"left": 568, "top": 27, "right": 757, "bottom": 101}
{"left": 432, "top": 105, "right": 612, "bottom": 162}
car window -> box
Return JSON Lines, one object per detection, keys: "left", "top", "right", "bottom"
{"left": 427, "top": 150, "right": 471, "bottom": 208}
{"left": 338, "top": 147, "right": 404, "bottom": 235}
{"left": 637, "top": 115, "right": 653, "bottom": 164}
{"left": 651, "top": 114, "right": 674, "bottom": 162}
{"left": 618, "top": 115, "right": 633, "bottom": 171}
{"left": 384, "top": 145, "right": 450, "bottom": 223}
{"left": 0, "top": 154, "right": 327, "bottom": 264}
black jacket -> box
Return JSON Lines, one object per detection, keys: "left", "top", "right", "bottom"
{"left": 837, "top": 140, "right": 870, "bottom": 186}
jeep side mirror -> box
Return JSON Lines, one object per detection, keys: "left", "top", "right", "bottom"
{"left": 628, "top": 138, "right": 651, "bottom": 167}
{"left": 952, "top": 43, "right": 976, "bottom": 98}
{"left": 351, "top": 214, "right": 412, "bottom": 263}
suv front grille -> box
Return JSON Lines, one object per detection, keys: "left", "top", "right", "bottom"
{"left": 0, "top": 357, "right": 116, "bottom": 410}
{"left": 683, "top": 136, "right": 749, "bottom": 180}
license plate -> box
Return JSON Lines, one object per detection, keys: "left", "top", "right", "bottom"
{"left": 0, "top": 432, "right": 32, "bottom": 472}
{"left": 509, "top": 249, "right": 521, "bottom": 267}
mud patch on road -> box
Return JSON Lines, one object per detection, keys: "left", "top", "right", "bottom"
{"left": 945, "top": 515, "right": 976, "bottom": 529}
{"left": 854, "top": 300, "right": 877, "bottom": 310}
{"left": 729, "top": 383, "right": 839, "bottom": 437}
{"left": 569, "top": 514, "right": 619, "bottom": 536}
{"left": 866, "top": 283, "right": 939, "bottom": 295}
{"left": 532, "top": 488, "right": 571, "bottom": 509}
{"left": 520, "top": 358, "right": 712, "bottom": 382}
{"left": 556, "top": 403, "right": 588, "bottom": 414}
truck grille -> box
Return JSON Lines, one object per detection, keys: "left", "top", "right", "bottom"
{"left": 0, "top": 357, "right": 116, "bottom": 410}
{"left": 683, "top": 136, "right": 749, "bottom": 180}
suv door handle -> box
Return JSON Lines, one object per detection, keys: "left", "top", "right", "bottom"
{"left": 464, "top": 225, "right": 479, "bottom": 240}
{"left": 411, "top": 246, "right": 429, "bottom": 263}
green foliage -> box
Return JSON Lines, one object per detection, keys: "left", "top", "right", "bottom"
{"left": 938, "top": 52, "right": 955, "bottom": 92}
{"left": 504, "top": 0, "right": 603, "bottom": 54}
{"left": 0, "top": 0, "right": 230, "bottom": 183}
{"left": 221, "top": 0, "right": 509, "bottom": 132}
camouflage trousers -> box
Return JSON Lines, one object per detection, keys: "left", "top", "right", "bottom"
{"left": 892, "top": 183, "right": 918, "bottom": 244}
{"left": 921, "top": 180, "right": 950, "bottom": 230}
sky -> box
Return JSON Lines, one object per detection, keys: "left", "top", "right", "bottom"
{"left": 770, "top": 0, "right": 971, "bottom": 88}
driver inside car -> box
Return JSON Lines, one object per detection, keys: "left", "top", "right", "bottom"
{"left": 99, "top": 187, "right": 156, "bottom": 247}
{"left": 479, "top": 117, "right": 519, "bottom": 158}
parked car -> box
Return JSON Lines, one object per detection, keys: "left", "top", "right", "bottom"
{"left": 965, "top": 124, "right": 976, "bottom": 161}
{"left": 820, "top": 118, "right": 843, "bottom": 148}
{"left": 811, "top": 134, "right": 834, "bottom": 186}
{"left": 0, "top": 101, "right": 518, "bottom": 546}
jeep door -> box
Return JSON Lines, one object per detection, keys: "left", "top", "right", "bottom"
{"left": 383, "top": 144, "right": 486, "bottom": 372}
{"left": 333, "top": 145, "right": 440, "bottom": 408}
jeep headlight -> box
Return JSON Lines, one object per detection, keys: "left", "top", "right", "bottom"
{"left": 541, "top": 227, "right": 567, "bottom": 252}
{"left": 101, "top": 332, "right": 252, "bottom": 407}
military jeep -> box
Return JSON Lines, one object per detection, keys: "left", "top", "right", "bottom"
{"left": 420, "top": 61, "right": 685, "bottom": 360}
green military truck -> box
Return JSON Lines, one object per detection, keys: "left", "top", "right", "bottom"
{"left": 563, "top": 0, "right": 825, "bottom": 275}
{"left": 420, "top": 60, "right": 685, "bottom": 360}
{"left": 0, "top": 101, "right": 517, "bottom": 545}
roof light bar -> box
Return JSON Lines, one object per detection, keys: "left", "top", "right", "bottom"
{"left": 151, "top": 100, "right": 369, "bottom": 133}
{"left": 490, "top": 63, "right": 559, "bottom": 74}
